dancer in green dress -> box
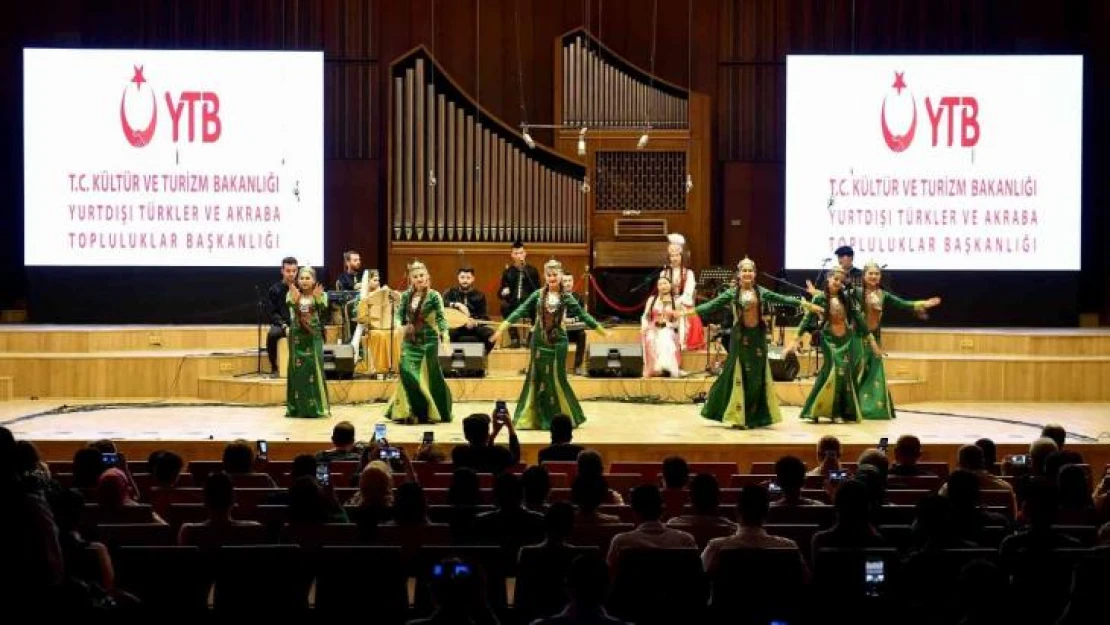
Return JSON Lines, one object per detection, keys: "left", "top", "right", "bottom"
{"left": 491, "top": 260, "right": 608, "bottom": 430}
{"left": 856, "top": 261, "right": 942, "bottom": 419}
{"left": 285, "top": 266, "right": 330, "bottom": 418}
{"left": 384, "top": 260, "right": 453, "bottom": 424}
{"left": 785, "top": 267, "right": 877, "bottom": 423}
{"left": 685, "top": 257, "right": 820, "bottom": 429}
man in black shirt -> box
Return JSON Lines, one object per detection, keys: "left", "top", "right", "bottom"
{"left": 498, "top": 241, "right": 540, "bottom": 348}
{"left": 451, "top": 412, "right": 521, "bottom": 474}
{"left": 443, "top": 266, "right": 495, "bottom": 354}
{"left": 560, "top": 273, "right": 589, "bottom": 374}
{"left": 335, "top": 250, "right": 363, "bottom": 292}
{"left": 537, "top": 414, "right": 585, "bottom": 464}
{"left": 265, "top": 256, "right": 298, "bottom": 377}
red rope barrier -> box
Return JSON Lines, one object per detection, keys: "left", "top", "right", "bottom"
{"left": 588, "top": 274, "right": 651, "bottom": 314}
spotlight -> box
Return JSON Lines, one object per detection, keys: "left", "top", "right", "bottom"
{"left": 577, "top": 127, "right": 588, "bottom": 156}
{"left": 429, "top": 170, "right": 438, "bottom": 187}
{"left": 637, "top": 131, "right": 649, "bottom": 150}
{"left": 522, "top": 126, "right": 536, "bottom": 149}
{"left": 685, "top": 173, "right": 693, "bottom": 194}
{"left": 580, "top": 175, "right": 591, "bottom": 193}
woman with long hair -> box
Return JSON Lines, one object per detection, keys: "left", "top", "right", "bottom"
{"left": 786, "top": 267, "right": 876, "bottom": 423}
{"left": 285, "top": 266, "right": 330, "bottom": 418}
{"left": 384, "top": 260, "right": 453, "bottom": 424}
{"left": 856, "top": 261, "right": 941, "bottom": 419}
{"left": 491, "top": 260, "right": 608, "bottom": 430}
{"left": 641, "top": 276, "right": 685, "bottom": 378}
{"left": 662, "top": 233, "right": 706, "bottom": 350}
{"left": 685, "top": 257, "right": 818, "bottom": 429}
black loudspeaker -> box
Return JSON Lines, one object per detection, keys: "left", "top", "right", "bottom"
{"left": 438, "top": 343, "right": 487, "bottom": 377}
{"left": 767, "top": 346, "right": 800, "bottom": 382}
{"left": 586, "top": 343, "right": 643, "bottom": 378}
{"left": 323, "top": 344, "right": 356, "bottom": 380}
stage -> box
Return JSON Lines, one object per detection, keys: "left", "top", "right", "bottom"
{"left": 1, "top": 323, "right": 1107, "bottom": 468}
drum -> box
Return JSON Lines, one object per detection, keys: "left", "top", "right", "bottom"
{"left": 357, "top": 289, "right": 397, "bottom": 329}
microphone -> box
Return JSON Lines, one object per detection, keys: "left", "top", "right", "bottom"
{"left": 827, "top": 196, "right": 834, "bottom": 208}
{"left": 821, "top": 257, "right": 832, "bottom": 264}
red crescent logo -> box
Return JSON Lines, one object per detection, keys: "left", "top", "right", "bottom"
{"left": 881, "top": 94, "right": 916, "bottom": 153}
{"left": 120, "top": 84, "right": 157, "bottom": 148}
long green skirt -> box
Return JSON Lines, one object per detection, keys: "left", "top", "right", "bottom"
{"left": 799, "top": 329, "right": 865, "bottom": 422}
{"left": 857, "top": 329, "right": 895, "bottom": 420}
{"left": 512, "top": 333, "right": 586, "bottom": 431}
{"left": 286, "top": 330, "right": 330, "bottom": 418}
{"left": 701, "top": 325, "right": 782, "bottom": 429}
{"left": 384, "top": 331, "right": 453, "bottom": 424}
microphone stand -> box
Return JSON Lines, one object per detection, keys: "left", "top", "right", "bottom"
{"left": 254, "top": 285, "right": 264, "bottom": 375}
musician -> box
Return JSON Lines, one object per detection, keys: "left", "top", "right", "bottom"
{"left": 265, "top": 256, "right": 299, "bottom": 377}
{"left": 834, "top": 245, "right": 864, "bottom": 293}
{"left": 444, "top": 266, "right": 495, "bottom": 354}
{"left": 560, "top": 273, "right": 588, "bottom": 375}
{"left": 335, "top": 250, "right": 363, "bottom": 291}
{"left": 336, "top": 250, "right": 364, "bottom": 340}
{"left": 499, "top": 240, "right": 540, "bottom": 348}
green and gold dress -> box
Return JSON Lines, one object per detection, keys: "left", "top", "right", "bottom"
{"left": 857, "top": 288, "right": 929, "bottom": 420}
{"left": 499, "top": 288, "right": 603, "bottom": 430}
{"left": 796, "top": 291, "right": 872, "bottom": 422}
{"left": 694, "top": 286, "right": 808, "bottom": 429}
{"left": 285, "top": 290, "right": 330, "bottom": 418}
{"left": 384, "top": 288, "right": 453, "bottom": 424}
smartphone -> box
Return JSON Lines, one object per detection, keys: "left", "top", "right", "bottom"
{"left": 1008, "top": 454, "right": 1029, "bottom": 466}
{"left": 432, "top": 562, "right": 471, "bottom": 578}
{"left": 495, "top": 400, "right": 507, "bottom": 414}
{"left": 422, "top": 431, "right": 435, "bottom": 446}
{"left": 828, "top": 469, "right": 849, "bottom": 483}
{"left": 379, "top": 447, "right": 401, "bottom": 460}
{"left": 374, "top": 423, "right": 387, "bottom": 443}
{"left": 863, "top": 559, "right": 885, "bottom": 597}
{"left": 256, "top": 440, "right": 269, "bottom": 461}
{"left": 315, "top": 462, "right": 330, "bottom": 486}
{"left": 101, "top": 452, "right": 120, "bottom": 467}
{"left": 768, "top": 482, "right": 783, "bottom": 495}
{"left": 878, "top": 437, "right": 889, "bottom": 453}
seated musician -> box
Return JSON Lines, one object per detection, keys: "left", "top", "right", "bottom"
{"left": 561, "top": 273, "right": 588, "bottom": 375}
{"left": 335, "top": 250, "right": 363, "bottom": 341}
{"left": 444, "top": 266, "right": 495, "bottom": 354}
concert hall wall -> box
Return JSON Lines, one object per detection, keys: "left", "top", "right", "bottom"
{"left": 1, "top": 0, "right": 1107, "bottom": 325}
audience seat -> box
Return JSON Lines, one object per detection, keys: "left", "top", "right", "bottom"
{"left": 668, "top": 520, "right": 737, "bottom": 549}
{"left": 568, "top": 523, "right": 634, "bottom": 553}
{"left": 374, "top": 523, "right": 453, "bottom": 563}
{"left": 280, "top": 522, "right": 361, "bottom": 548}
{"left": 608, "top": 548, "right": 708, "bottom": 625}
{"left": 94, "top": 522, "right": 176, "bottom": 547}
{"left": 178, "top": 522, "right": 268, "bottom": 550}
{"left": 114, "top": 546, "right": 210, "bottom": 614}
{"left": 81, "top": 503, "right": 156, "bottom": 527}
{"left": 710, "top": 547, "right": 808, "bottom": 625}
{"left": 213, "top": 545, "right": 312, "bottom": 614}
{"left": 687, "top": 462, "right": 740, "bottom": 486}
{"left": 537, "top": 460, "right": 578, "bottom": 480}
{"left": 765, "top": 524, "right": 821, "bottom": 554}
{"left": 766, "top": 505, "right": 835, "bottom": 527}
{"left": 813, "top": 547, "right": 901, "bottom": 604}
{"left": 516, "top": 545, "right": 600, "bottom": 622}
{"left": 314, "top": 546, "right": 408, "bottom": 622}
{"left": 412, "top": 545, "right": 509, "bottom": 616}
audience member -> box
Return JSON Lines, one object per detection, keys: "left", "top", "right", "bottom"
{"left": 667, "top": 473, "right": 736, "bottom": 530}
{"left": 854, "top": 464, "right": 889, "bottom": 512}
{"left": 97, "top": 468, "right": 165, "bottom": 524}
{"left": 909, "top": 494, "right": 976, "bottom": 550}
{"left": 702, "top": 485, "right": 807, "bottom": 577}
{"left": 347, "top": 461, "right": 394, "bottom": 536}
{"left": 473, "top": 472, "right": 545, "bottom": 549}
{"left": 974, "top": 437, "right": 1000, "bottom": 474}
{"left": 1044, "top": 449, "right": 1084, "bottom": 481}
{"left": 1039, "top": 423, "right": 1067, "bottom": 450}
{"left": 315, "top": 421, "right": 365, "bottom": 462}
{"left": 577, "top": 449, "right": 623, "bottom": 504}
{"left": 537, "top": 414, "right": 585, "bottom": 464}
{"left": 1055, "top": 463, "right": 1095, "bottom": 522}
{"left": 221, "top": 439, "right": 277, "bottom": 487}
{"left": 1026, "top": 437, "right": 1058, "bottom": 478}
{"left": 48, "top": 488, "right": 115, "bottom": 592}
{"left": 521, "top": 465, "right": 552, "bottom": 512}
{"left": 571, "top": 476, "right": 620, "bottom": 525}
{"left": 661, "top": 456, "right": 690, "bottom": 489}
{"left": 999, "top": 479, "right": 1080, "bottom": 562}
{"left": 451, "top": 413, "right": 521, "bottom": 474}
{"left": 448, "top": 467, "right": 482, "bottom": 507}
{"left": 940, "top": 444, "right": 1017, "bottom": 516}
{"left": 811, "top": 479, "right": 885, "bottom": 558}
{"left": 288, "top": 475, "right": 347, "bottom": 524}
{"left": 807, "top": 435, "right": 841, "bottom": 476}
{"left": 531, "top": 554, "right": 629, "bottom": 625}
{"left": 607, "top": 485, "right": 696, "bottom": 569}
{"left": 945, "top": 469, "right": 1009, "bottom": 545}
{"left": 390, "top": 482, "right": 430, "bottom": 527}
{"left": 857, "top": 448, "right": 890, "bottom": 478}
{"left": 955, "top": 559, "right": 1010, "bottom": 625}
{"left": 150, "top": 450, "right": 184, "bottom": 488}
{"left": 531, "top": 502, "right": 576, "bottom": 549}
{"left": 14, "top": 440, "right": 58, "bottom": 496}
{"left": 406, "top": 557, "right": 492, "bottom": 625}
{"left": 178, "top": 471, "right": 261, "bottom": 547}
{"left": 71, "top": 447, "right": 106, "bottom": 489}
{"left": 771, "top": 455, "right": 822, "bottom": 507}
{"left": 263, "top": 454, "right": 317, "bottom": 506}
{"left": 890, "top": 434, "right": 931, "bottom": 477}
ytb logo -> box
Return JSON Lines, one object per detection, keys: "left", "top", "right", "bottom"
{"left": 120, "top": 65, "right": 222, "bottom": 148}
{"left": 880, "top": 71, "right": 979, "bottom": 153}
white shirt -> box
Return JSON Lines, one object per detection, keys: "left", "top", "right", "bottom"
{"left": 606, "top": 521, "right": 697, "bottom": 568}
{"left": 701, "top": 525, "right": 802, "bottom": 574}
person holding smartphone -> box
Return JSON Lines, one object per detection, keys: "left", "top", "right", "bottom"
{"left": 451, "top": 411, "right": 520, "bottom": 475}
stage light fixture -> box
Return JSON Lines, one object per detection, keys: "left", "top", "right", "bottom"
{"left": 522, "top": 126, "right": 536, "bottom": 149}
{"left": 577, "top": 127, "right": 588, "bottom": 156}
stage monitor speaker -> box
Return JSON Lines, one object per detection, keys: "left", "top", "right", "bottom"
{"left": 323, "top": 344, "right": 356, "bottom": 380}
{"left": 586, "top": 343, "right": 643, "bottom": 378}
{"left": 767, "top": 346, "right": 800, "bottom": 382}
{"left": 439, "top": 342, "right": 487, "bottom": 377}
